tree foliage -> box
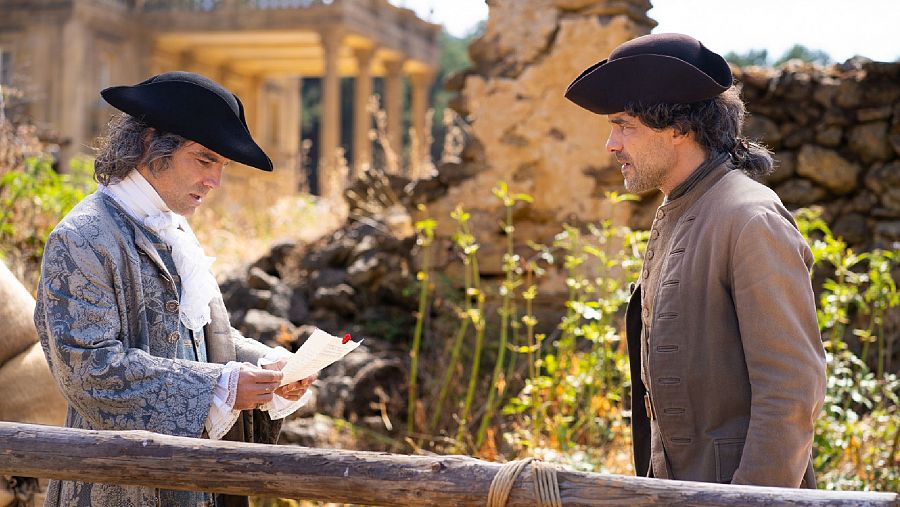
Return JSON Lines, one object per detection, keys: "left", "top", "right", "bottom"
{"left": 725, "top": 44, "right": 832, "bottom": 67}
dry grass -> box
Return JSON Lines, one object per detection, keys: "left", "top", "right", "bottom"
{"left": 189, "top": 177, "right": 347, "bottom": 276}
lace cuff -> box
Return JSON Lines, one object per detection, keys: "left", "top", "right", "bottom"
{"left": 204, "top": 361, "right": 242, "bottom": 440}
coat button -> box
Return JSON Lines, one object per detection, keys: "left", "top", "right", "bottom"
{"left": 650, "top": 229, "right": 660, "bottom": 240}
{"left": 642, "top": 307, "right": 649, "bottom": 318}
{"left": 167, "top": 331, "right": 180, "bottom": 344}
{"left": 165, "top": 300, "right": 179, "bottom": 313}
{"left": 646, "top": 249, "right": 654, "bottom": 260}
{"left": 656, "top": 209, "right": 665, "bottom": 220}
{"left": 643, "top": 268, "right": 650, "bottom": 279}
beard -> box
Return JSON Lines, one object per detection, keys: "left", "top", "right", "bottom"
{"left": 617, "top": 138, "right": 676, "bottom": 194}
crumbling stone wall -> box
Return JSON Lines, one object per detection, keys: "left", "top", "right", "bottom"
{"left": 430, "top": 0, "right": 656, "bottom": 275}
{"left": 427, "top": 0, "right": 899, "bottom": 273}
{"left": 220, "top": 13, "right": 900, "bottom": 438}
{"left": 736, "top": 59, "right": 900, "bottom": 250}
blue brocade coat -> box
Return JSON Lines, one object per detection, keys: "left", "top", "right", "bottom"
{"left": 34, "top": 192, "right": 280, "bottom": 506}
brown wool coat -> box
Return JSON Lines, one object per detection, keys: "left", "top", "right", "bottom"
{"left": 625, "top": 162, "right": 826, "bottom": 488}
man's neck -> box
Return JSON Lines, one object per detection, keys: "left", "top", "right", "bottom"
{"left": 661, "top": 143, "right": 708, "bottom": 197}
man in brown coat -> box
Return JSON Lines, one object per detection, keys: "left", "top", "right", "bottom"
{"left": 565, "top": 33, "right": 826, "bottom": 487}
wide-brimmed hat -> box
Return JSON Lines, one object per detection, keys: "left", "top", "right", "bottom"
{"left": 101, "top": 71, "right": 273, "bottom": 171}
{"left": 565, "top": 33, "right": 733, "bottom": 115}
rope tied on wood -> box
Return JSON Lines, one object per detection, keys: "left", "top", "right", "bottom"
{"left": 487, "top": 457, "right": 563, "bottom": 507}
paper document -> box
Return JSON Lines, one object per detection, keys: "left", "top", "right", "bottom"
{"left": 279, "top": 328, "right": 362, "bottom": 386}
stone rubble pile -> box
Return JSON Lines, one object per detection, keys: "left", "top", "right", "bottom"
{"left": 219, "top": 210, "right": 419, "bottom": 435}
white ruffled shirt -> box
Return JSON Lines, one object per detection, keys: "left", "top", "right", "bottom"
{"left": 100, "top": 171, "right": 309, "bottom": 440}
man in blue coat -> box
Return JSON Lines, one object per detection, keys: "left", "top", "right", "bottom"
{"left": 35, "top": 72, "right": 315, "bottom": 506}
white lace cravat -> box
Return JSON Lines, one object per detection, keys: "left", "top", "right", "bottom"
{"left": 99, "top": 171, "right": 218, "bottom": 331}
{"left": 100, "top": 171, "right": 309, "bottom": 437}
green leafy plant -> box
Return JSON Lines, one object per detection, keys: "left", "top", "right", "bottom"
{"left": 474, "top": 182, "right": 531, "bottom": 449}
{"left": 408, "top": 205, "right": 437, "bottom": 434}
{"left": 411, "top": 196, "right": 897, "bottom": 492}
{"left": 0, "top": 153, "right": 96, "bottom": 289}
{"left": 797, "top": 207, "right": 900, "bottom": 491}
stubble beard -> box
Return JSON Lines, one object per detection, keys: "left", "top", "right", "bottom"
{"left": 619, "top": 140, "right": 676, "bottom": 194}
{"left": 621, "top": 157, "right": 667, "bottom": 194}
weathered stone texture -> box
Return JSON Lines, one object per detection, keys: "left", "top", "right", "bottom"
{"left": 416, "top": 1, "right": 897, "bottom": 274}
{"left": 468, "top": 0, "right": 560, "bottom": 79}
{"left": 427, "top": 1, "right": 654, "bottom": 276}
{"left": 849, "top": 122, "right": 894, "bottom": 163}
{"left": 796, "top": 145, "right": 861, "bottom": 194}
{"left": 735, "top": 57, "right": 900, "bottom": 249}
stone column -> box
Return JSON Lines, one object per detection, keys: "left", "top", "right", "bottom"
{"left": 281, "top": 76, "right": 302, "bottom": 191}
{"left": 352, "top": 47, "right": 375, "bottom": 178}
{"left": 281, "top": 76, "right": 301, "bottom": 159}
{"left": 59, "top": 16, "right": 90, "bottom": 169}
{"left": 23, "top": 23, "right": 56, "bottom": 129}
{"left": 248, "top": 75, "right": 265, "bottom": 148}
{"left": 383, "top": 59, "right": 404, "bottom": 167}
{"left": 319, "top": 27, "right": 343, "bottom": 198}
{"left": 409, "top": 70, "right": 435, "bottom": 179}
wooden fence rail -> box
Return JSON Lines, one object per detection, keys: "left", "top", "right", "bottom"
{"left": 0, "top": 422, "right": 897, "bottom": 507}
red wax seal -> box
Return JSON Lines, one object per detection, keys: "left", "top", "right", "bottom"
{"left": 342, "top": 333, "right": 352, "bottom": 344}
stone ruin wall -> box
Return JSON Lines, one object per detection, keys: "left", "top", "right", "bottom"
{"left": 230, "top": 0, "right": 900, "bottom": 343}
{"left": 425, "top": 0, "right": 900, "bottom": 288}
{"left": 736, "top": 60, "right": 900, "bottom": 250}
{"left": 427, "top": 0, "right": 657, "bottom": 281}
{"left": 215, "top": 0, "right": 900, "bottom": 433}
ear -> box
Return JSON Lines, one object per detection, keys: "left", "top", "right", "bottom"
{"left": 669, "top": 125, "right": 692, "bottom": 146}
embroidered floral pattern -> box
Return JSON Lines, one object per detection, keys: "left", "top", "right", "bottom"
{"left": 34, "top": 193, "right": 235, "bottom": 507}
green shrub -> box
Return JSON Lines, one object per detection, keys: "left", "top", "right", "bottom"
{"left": 0, "top": 146, "right": 96, "bottom": 290}
{"left": 411, "top": 189, "right": 899, "bottom": 491}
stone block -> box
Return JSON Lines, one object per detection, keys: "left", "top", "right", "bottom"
{"left": 844, "top": 190, "right": 878, "bottom": 214}
{"left": 744, "top": 115, "right": 781, "bottom": 147}
{"left": 832, "top": 213, "right": 868, "bottom": 246}
{"left": 247, "top": 266, "right": 279, "bottom": 290}
{"left": 766, "top": 150, "right": 796, "bottom": 186}
{"left": 865, "top": 161, "right": 900, "bottom": 212}
{"left": 796, "top": 145, "right": 862, "bottom": 194}
{"left": 812, "top": 78, "right": 839, "bottom": 107}
{"left": 775, "top": 179, "right": 828, "bottom": 206}
{"left": 848, "top": 122, "right": 893, "bottom": 163}
{"left": 874, "top": 221, "right": 900, "bottom": 242}
{"left": 554, "top": 0, "right": 600, "bottom": 10}
{"left": 311, "top": 284, "right": 358, "bottom": 317}
{"left": 738, "top": 66, "right": 773, "bottom": 91}
{"left": 240, "top": 309, "right": 296, "bottom": 346}
{"left": 782, "top": 128, "right": 812, "bottom": 149}
{"left": 288, "top": 291, "right": 310, "bottom": 326}
{"left": 857, "top": 106, "right": 893, "bottom": 122}
{"left": 814, "top": 125, "right": 843, "bottom": 147}
{"left": 835, "top": 78, "right": 864, "bottom": 109}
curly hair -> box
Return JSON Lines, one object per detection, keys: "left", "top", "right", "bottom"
{"left": 624, "top": 86, "right": 774, "bottom": 180}
{"left": 93, "top": 112, "right": 188, "bottom": 185}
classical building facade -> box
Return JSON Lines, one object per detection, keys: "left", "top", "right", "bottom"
{"left": 0, "top": 0, "right": 440, "bottom": 198}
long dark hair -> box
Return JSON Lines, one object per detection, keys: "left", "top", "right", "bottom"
{"left": 93, "top": 112, "right": 188, "bottom": 185}
{"left": 624, "top": 86, "right": 774, "bottom": 180}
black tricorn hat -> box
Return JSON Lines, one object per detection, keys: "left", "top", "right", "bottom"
{"left": 101, "top": 71, "right": 273, "bottom": 172}
{"left": 565, "top": 33, "right": 733, "bottom": 115}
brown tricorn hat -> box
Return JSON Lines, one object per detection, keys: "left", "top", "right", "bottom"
{"left": 564, "top": 33, "right": 733, "bottom": 115}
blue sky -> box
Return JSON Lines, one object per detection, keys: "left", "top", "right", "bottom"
{"left": 391, "top": 0, "right": 900, "bottom": 63}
